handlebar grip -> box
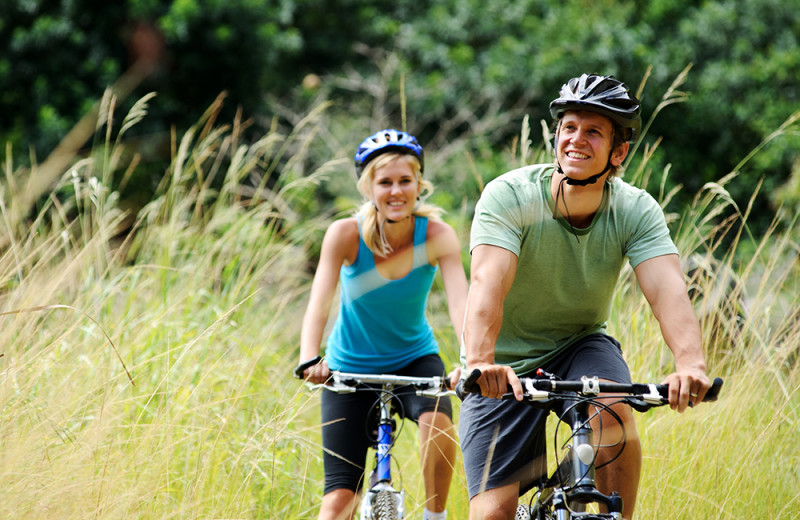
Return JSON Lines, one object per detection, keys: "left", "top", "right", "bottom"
{"left": 703, "top": 377, "right": 724, "bottom": 402}
{"left": 455, "top": 368, "right": 482, "bottom": 399}
{"left": 293, "top": 356, "right": 322, "bottom": 379}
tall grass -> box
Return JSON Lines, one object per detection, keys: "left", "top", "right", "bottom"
{"left": 0, "top": 84, "right": 798, "bottom": 519}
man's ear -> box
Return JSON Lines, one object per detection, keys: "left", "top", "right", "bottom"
{"left": 611, "top": 141, "right": 630, "bottom": 167}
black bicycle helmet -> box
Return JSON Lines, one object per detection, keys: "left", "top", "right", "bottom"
{"left": 354, "top": 129, "right": 424, "bottom": 177}
{"left": 549, "top": 74, "right": 641, "bottom": 142}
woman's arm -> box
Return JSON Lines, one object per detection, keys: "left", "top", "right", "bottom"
{"left": 298, "top": 219, "right": 358, "bottom": 383}
{"left": 428, "top": 221, "right": 469, "bottom": 337}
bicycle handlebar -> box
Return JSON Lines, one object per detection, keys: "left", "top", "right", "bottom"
{"left": 305, "top": 370, "right": 454, "bottom": 398}
{"left": 456, "top": 368, "right": 724, "bottom": 410}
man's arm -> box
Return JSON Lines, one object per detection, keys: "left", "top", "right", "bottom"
{"left": 634, "top": 253, "right": 711, "bottom": 412}
{"left": 464, "top": 244, "right": 524, "bottom": 400}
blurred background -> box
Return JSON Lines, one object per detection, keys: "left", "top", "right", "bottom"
{"left": 2, "top": 0, "right": 798, "bottom": 235}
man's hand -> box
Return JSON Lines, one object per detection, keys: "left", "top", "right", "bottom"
{"left": 662, "top": 366, "right": 711, "bottom": 413}
{"left": 468, "top": 363, "right": 524, "bottom": 401}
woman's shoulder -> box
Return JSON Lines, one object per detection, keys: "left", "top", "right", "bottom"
{"left": 425, "top": 217, "right": 461, "bottom": 258}
{"left": 323, "top": 217, "right": 361, "bottom": 265}
{"left": 327, "top": 217, "right": 359, "bottom": 236}
{"left": 428, "top": 217, "right": 453, "bottom": 233}
{"left": 324, "top": 217, "right": 360, "bottom": 249}
{"left": 425, "top": 216, "right": 456, "bottom": 235}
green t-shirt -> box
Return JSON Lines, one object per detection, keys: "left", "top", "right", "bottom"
{"left": 467, "top": 164, "right": 678, "bottom": 374}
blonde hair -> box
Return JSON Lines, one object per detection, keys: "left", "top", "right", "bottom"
{"left": 355, "top": 153, "right": 443, "bottom": 257}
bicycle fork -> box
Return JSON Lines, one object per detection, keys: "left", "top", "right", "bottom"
{"left": 360, "top": 388, "right": 405, "bottom": 519}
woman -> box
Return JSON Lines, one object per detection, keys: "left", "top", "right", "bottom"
{"left": 297, "top": 129, "right": 468, "bottom": 520}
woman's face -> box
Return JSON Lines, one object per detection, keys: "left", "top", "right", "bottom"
{"left": 556, "top": 111, "right": 628, "bottom": 179}
{"left": 370, "top": 156, "right": 420, "bottom": 222}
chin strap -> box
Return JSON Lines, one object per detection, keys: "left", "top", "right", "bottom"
{"left": 554, "top": 155, "right": 613, "bottom": 185}
{"left": 552, "top": 155, "right": 614, "bottom": 243}
{"left": 552, "top": 175, "right": 581, "bottom": 243}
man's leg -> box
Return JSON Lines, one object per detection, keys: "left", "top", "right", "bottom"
{"left": 469, "top": 483, "right": 520, "bottom": 520}
{"left": 593, "top": 398, "right": 641, "bottom": 520}
{"left": 556, "top": 336, "right": 639, "bottom": 519}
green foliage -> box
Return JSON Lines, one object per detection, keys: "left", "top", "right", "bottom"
{"left": 1, "top": 0, "right": 799, "bottom": 237}
{"left": 633, "top": 0, "right": 800, "bottom": 228}
{"left": 0, "top": 0, "right": 126, "bottom": 155}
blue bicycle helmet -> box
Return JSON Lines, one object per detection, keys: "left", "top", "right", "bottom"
{"left": 354, "top": 129, "right": 424, "bottom": 177}
{"left": 549, "top": 74, "right": 641, "bottom": 142}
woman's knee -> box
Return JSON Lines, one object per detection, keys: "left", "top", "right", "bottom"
{"left": 319, "top": 488, "right": 359, "bottom": 520}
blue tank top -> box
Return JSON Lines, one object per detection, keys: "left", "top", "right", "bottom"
{"left": 326, "top": 216, "right": 439, "bottom": 373}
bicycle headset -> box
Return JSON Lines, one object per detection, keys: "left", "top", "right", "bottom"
{"left": 549, "top": 73, "right": 641, "bottom": 186}
{"left": 354, "top": 129, "right": 424, "bottom": 178}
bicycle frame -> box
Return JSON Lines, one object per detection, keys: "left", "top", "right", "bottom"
{"left": 375, "top": 388, "right": 394, "bottom": 483}
{"left": 358, "top": 380, "right": 405, "bottom": 520}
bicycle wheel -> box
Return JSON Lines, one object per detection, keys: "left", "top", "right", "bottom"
{"left": 518, "top": 503, "right": 557, "bottom": 520}
{"left": 515, "top": 504, "right": 532, "bottom": 520}
{"left": 371, "top": 489, "right": 400, "bottom": 520}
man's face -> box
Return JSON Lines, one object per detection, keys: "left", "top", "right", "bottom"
{"left": 556, "top": 111, "right": 628, "bottom": 179}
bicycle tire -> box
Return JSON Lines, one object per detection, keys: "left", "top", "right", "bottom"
{"left": 371, "top": 489, "right": 400, "bottom": 520}
{"left": 515, "top": 504, "right": 533, "bottom": 520}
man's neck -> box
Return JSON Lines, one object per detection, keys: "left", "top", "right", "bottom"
{"left": 551, "top": 172, "right": 607, "bottom": 227}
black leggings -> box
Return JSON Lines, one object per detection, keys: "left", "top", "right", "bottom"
{"left": 320, "top": 354, "right": 453, "bottom": 494}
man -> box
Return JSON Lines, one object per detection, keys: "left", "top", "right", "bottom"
{"left": 459, "top": 73, "right": 711, "bottom": 520}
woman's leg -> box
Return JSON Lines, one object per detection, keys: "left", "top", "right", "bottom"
{"left": 318, "top": 488, "right": 360, "bottom": 520}
{"left": 320, "top": 389, "right": 372, "bottom": 519}
{"left": 418, "top": 410, "right": 458, "bottom": 512}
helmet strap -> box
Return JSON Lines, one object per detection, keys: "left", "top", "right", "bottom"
{"left": 554, "top": 153, "right": 613, "bottom": 186}
{"left": 552, "top": 175, "right": 581, "bottom": 243}
{"left": 552, "top": 152, "right": 614, "bottom": 243}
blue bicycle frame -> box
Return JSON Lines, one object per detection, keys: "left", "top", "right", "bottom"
{"left": 376, "top": 389, "right": 394, "bottom": 483}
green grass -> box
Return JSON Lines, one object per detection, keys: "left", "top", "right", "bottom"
{"left": 1, "top": 92, "right": 798, "bottom": 519}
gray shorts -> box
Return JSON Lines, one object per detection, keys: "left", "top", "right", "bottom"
{"left": 458, "top": 334, "right": 631, "bottom": 498}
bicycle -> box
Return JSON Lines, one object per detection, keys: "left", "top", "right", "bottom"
{"left": 456, "top": 369, "right": 724, "bottom": 520}
{"left": 297, "top": 360, "right": 453, "bottom": 520}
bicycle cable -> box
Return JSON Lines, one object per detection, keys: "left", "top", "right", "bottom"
{"left": 552, "top": 396, "right": 626, "bottom": 486}
{"left": 350, "top": 385, "right": 409, "bottom": 490}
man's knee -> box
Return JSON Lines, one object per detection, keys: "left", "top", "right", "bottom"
{"left": 469, "top": 485, "right": 519, "bottom": 520}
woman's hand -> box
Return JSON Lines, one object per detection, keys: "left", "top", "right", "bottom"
{"left": 293, "top": 356, "right": 330, "bottom": 384}
{"left": 447, "top": 366, "right": 462, "bottom": 390}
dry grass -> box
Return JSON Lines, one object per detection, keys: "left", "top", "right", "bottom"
{"left": 1, "top": 89, "right": 798, "bottom": 519}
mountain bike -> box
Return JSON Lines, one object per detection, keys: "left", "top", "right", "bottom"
{"left": 301, "top": 368, "right": 453, "bottom": 520}
{"left": 457, "top": 369, "right": 723, "bottom": 520}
